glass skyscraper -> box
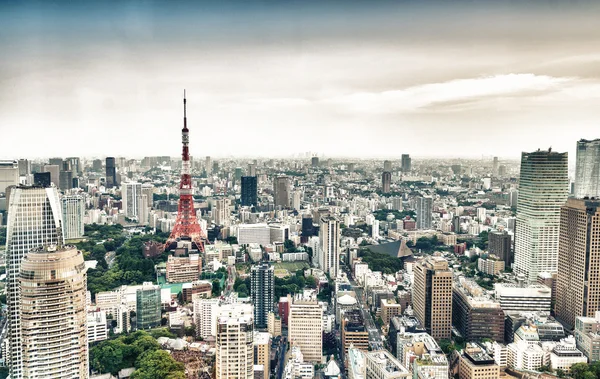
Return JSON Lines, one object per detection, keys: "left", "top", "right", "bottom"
{"left": 574, "top": 138, "right": 600, "bottom": 199}
{"left": 514, "top": 149, "right": 569, "bottom": 283}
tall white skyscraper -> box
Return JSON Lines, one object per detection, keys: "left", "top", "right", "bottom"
{"left": 121, "top": 181, "right": 142, "bottom": 219}
{"left": 6, "top": 186, "right": 63, "bottom": 379}
{"left": 215, "top": 303, "right": 254, "bottom": 379}
{"left": 319, "top": 216, "right": 340, "bottom": 278}
{"left": 514, "top": 149, "right": 569, "bottom": 283}
{"left": 61, "top": 194, "right": 85, "bottom": 239}
{"left": 574, "top": 138, "right": 600, "bottom": 199}
{"left": 416, "top": 195, "right": 433, "bottom": 230}
{"left": 20, "top": 245, "right": 88, "bottom": 378}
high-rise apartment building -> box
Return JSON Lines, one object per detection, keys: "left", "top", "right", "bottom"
{"left": 288, "top": 293, "right": 323, "bottom": 362}
{"left": 6, "top": 186, "right": 63, "bottom": 379}
{"left": 205, "top": 156, "right": 212, "bottom": 175}
{"left": 20, "top": 245, "right": 88, "bottom": 379}
{"left": 248, "top": 163, "right": 257, "bottom": 177}
{"left": 382, "top": 171, "right": 391, "bottom": 194}
{"left": 213, "top": 198, "right": 231, "bottom": 226}
{"left": 401, "top": 154, "right": 411, "bottom": 172}
{"left": 105, "top": 157, "right": 117, "bottom": 188}
{"left": 254, "top": 332, "right": 271, "bottom": 375}
{"left": 574, "top": 139, "right": 600, "bottom": 199}
{"left": 274, "top": 175, "right": 290, "bottom": 208}
{"left": 194, "top": 298, "right": 220, "bottom": 339}
{"left": 416, "top": 195, "right": 433, "bottom": 230}
{"left": 514, "top": 149, "right": 568, "bottom": 283}
{"left": 241, "top": 176, "right": 258, "bottom": 207}
{"left": 489, "top": 230, "right": 513, "bottom": 268}
{"left": 251, "top": 263, "right": 274, "bottom": 329}
{"left": 319, "top": 216, "right": 340, "bottom": 278}
{"left": 136, "top": 282, "right": 161, "bottom": 329}
{"left": 0, "top": 160, "right": 19, "bottom": 195}
{"left": 215, "top": 303, "right": 255, "bottom": 379}
{"left": 555, "top": 198, "right": 600, "bottom": 329}
{"left": 61, "top": 194, "right": 85, "bottom": 240}
{"left": 122, "top": 181, "right": 142, "bottom": 219}
{"left": 413, "top": 256, "right": 453, "bottom": 340}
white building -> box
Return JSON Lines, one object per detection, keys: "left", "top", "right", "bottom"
{"left": 283, "top": 345, "right": 314, "bottom": 379}
{"left": 507, "top": 340, "right": 544, "bottom": 372}
{"left": 215, "top": 303, "right": 255, "bottom": 379}
{"left": 548, "top": 336, "right": 587, "bottom": 373}
{"left": 365, "top": 350, "right": 410, "bottom": 378}
{"left": 319, "top": 216, "right": 340, "bottom": 277}
{"left": 494, "top": 282, "right": 552, "bottom": 312}
{"left": 193, "top": 298, "right": 220, "bottom": 339}
{"left": 121, "top": 181, "right": 142, "bottom": 220}
{"left": 87, "top": 311, "right": 108, "bottom": 343}
{"left": 288, "top": 292, "right": 323, "bottom": 363}
{"left": 61, "top": 194, "right": 85, "bottom": 239}
{"left": 237, "top": 223, "right": 271, "bottom": 246}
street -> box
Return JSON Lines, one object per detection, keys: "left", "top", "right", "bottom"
{"left": 345, "top": 267, "right": 384, "bottom": 351}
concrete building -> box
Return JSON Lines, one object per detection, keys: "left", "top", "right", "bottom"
{"left": 20, "top": 245, "right": 88, "bottom": 379}
{"left": 549, "top": 336, "right": 587, "bottom": 373}
{"left": 507, "top": 340, "right": 544, "bottom": 372}
{"left": 574, "top": 312, "right": 600, "bottom": 362}
{"left": 514, "top": 149, "right": 569, "bottom": 283}
{"left": 42, "top": 164, "right": 60, "bottom": 187}
{"left": 288, "top": 292, "right": 323, "bottom": 363}
{"left": 381, "top": 299, "right": 402, "bottom": 326}
{"left": 241, "top": 176, "right": 258, "bottom": 207}
{"left": 166, "top": 254, "right": 202, "bottom": 283}
{"left": 365, "top": 350, "right": 410, "bottom": 378}
{"left": 61, "top": 194, "right": 85, "bottom": 240}
{"left": 494, "top": 282, "right": 551, "bottom": 312}
{"left": 416, "top": 196, "right": 433, "bottom": 230}
{"left": 268, "top": 311, "right": 282, "bottom": 337}
{"left": 413, "top": 256, "right": 453, "bottom": 340}
{"left": 5, "top": 186, "right": 63, "bottom": 379}
{"left": 457, "top": 343, "right": 500, "bottom": 379}
{"left": 401, "top": 154, "right": 411, "bottom": 172}
{"left": 213, "top": 197, "right": 231, "bottom": 226}
{"left": 215, "top": 303, "right": 254, "bottom": 379}
{"left": 341, "top": 309, "right": 369, "bottom": 363}
{"left": 136, "top": 282, "right": 161, "bottom": 329}
{"left": 555, "top": 198, "right": 600, "bottom": 329}
{"left": 237, "top": 223, "right": 271, "bottom": 246}
{"left": 477, "top": 255, "right": 505, "bottom": 276}
{"left": 253, "top": 332, "right": 271, "bottom": 376}
{"left": 283, "top": 345, "right": 314, "bottom": 379}
{"left": 382, "top": 171, "right": 392, "bottom": 194}
{"left": 453, "top": 278, "right": 504, "bottom": 342}
{"left": 396, "top": 332, "right": 448, "bottom": 379}
{"left": 488, "top": 230, "right": 513, "bottom": 268}
{"left": 87, "top": 311, "right": 108, "bottom": 343}
{"left": 319, "top": 215, "right": 340, "bottom": 278}
{"left": 122, "top": 181, "right": 142, "bottom": 220}
{"left": 193, "top": 298, "right": 220, "bottom": 339}
{"left": 574, "top": 138, "right": 600, "bottom": 199}
{"left": 251, "top": 263, "right": 274, "bottom": 329}
{"left": 0, "top": 160, "right": 19, "bottom": 195}
{"left": 274, "top": 175, "right": 290, "bottom": 208}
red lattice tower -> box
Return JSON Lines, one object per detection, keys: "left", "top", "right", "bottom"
{"left": 165, "top": 91, "right": 207, "bottom": 252}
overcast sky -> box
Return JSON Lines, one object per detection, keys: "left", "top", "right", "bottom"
{"left": 1, "top": 1, "right": 600, "bottom": 160}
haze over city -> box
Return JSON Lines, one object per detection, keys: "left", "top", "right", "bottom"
{"left": 2, "top": 1, "right": 600, "bottom": 159}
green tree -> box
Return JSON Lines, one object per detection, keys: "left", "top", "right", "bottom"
{"left": 237, "top": 284, "right": 249, "bottom": 297}
{"left": 570, "top": 363, "right": 591, "bottom": 379}
{"left": 131, "top": 349, "right": 185, "bottom": 379}
{"left": 212, "top": 280, "right": 221, "bottom": 296}
{"left": 90, "top": 340, "right": 125, "bottom": 374}
{"left": 305, "top": 276, "right": 318, "bottom": 289}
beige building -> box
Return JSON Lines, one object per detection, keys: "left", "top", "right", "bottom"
{"left": 20, "top": 245, "right": 88, "bottom": 379}
{"left": 288, "top": 293, "right": 323, "bottom": 363}
{"left": 268, "top": 311, "right": 282, "bottom": 337}
{"left": 477, "top": 255, "right": 505, "bottom": 276}
{"left": 166, "top": 254, "right": 202, "bottom": 283}
{"left": 254, "top": 332, "right": 271, "bottom": 375}
{"left": 556, "top": 198, "right": 600, "bottom": 329}
{"left": 365, "top": 350, "right": 410, "bottom": 378}
{"left": 341, "top": 309, "right": 369, "bottom": 364}
{"left": 457, "top": 343, "right": 500, "bottom": 379}
{"left": 381, "top": 298, "right": 402, "bottom": 326}
{"left": 215, "top": 303, "right": 255, "bottom": 379}
{"left": 413, "top": 256, "right": 453, "bottom": 340}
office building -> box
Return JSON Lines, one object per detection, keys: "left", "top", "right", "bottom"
{"left": 365, "top": 350, "right": 410, "bottom": 378}
{"left": 416, "top": 196, "right": 433, "bottom": 230}
{"left": 65, "top": 157, "right": 81, "bottom": 175}
{"left": 6, "top": 186, "right": 63, "bottom": 379}
{"left": 248, "top": 163, "right": 257, "bottom": 177}
{"left": 395, "top": 331, "right": 448, "bottom": 379}
{"left": 122, "top": 181, "right": 142, "bottom": 219}
{"left": 20, "top": 245, "right": 88, "bottom": 379}
{"left": 136, "top": 282, "right": 161, "bottom": 329}
{"left": 380, "top": 299, "right": 402, "bottom": 326}
{"left": 488, "top": 230, "right": 513, "bottom": 268}
{"left": 452, "top": 278, "right": 504, "bottom": 342}
{"left": 274, "top": 175, "right": 290, "bottom": 208}
{"left": 288, "top": 293, "right": 323, "bottom": 362}
{"left": 384, "top": 160, "right": 392, "bottom": 172}
{"left": 574, "top": 313, "right": 600, "bottom": 362}
{"left": 268, "top": 312, "right": 282, "bottom": 337}
{"left": 238, "top": 223, "right": 271, "bottom": 245}
{"left": 555, "top": 198, "right": 600, "bottom": 329}
{"left": 87, "top": 311, "right": 108, "bottom": 343}
{"left": 61, "top": 194, "right": 85, "bottom": 240}
{"left": 17, "top": 159, "right": 31, "bottom": 176}
{"left": 33, "top": 172, "right": 51, "bottom": 187}
{"left": 319, "top": 215, "right": 340, "bottom": 278}
{"left": 0, "top": 160, "right": 19, "bottom": 195}
{"left": 213, "top": 197, "right": 231, "bottom": 226}
{"left": 574, "top": 138, "right": 600, "bottom": 199}
{"left": 254, "top": 332, "right": 271, "bottom": 376}
{"left": 457, "top": 343, "right": 500, "bottom": 379}
{"left": 382, "top": 171, "right": 391, "bottom": 194}
{"left": 283, "top": 345, "right": 315, "bottom": 379}
{"left": 311, "top": 156, "right": 319, "bottom": 168}
{"left": 166, "top": 254, "right": 202, "bottom": 283}
{"left": 251, "top": 263, "right": 274, "bottom": 329}
{"left": 141, "top": 183, "right": 154, "bottom": 209}
{"left": 514, "top": 149, "right": 569, "bottom": 283}
{"left": 59, "top": 160, "right": 73, "bottom": 191}
{"left": 494, "top": 282, "right": 551, "bottom": 312}
{"left": 341, "top": 309, "right": 369, "bottom": 362}
{"left": 42, "top": 164, "right": 60, "bottom": 187}
{"left": 105, "top": 157, "right": 117, "bottom": 188}
{"left": 477, "top": 255, "right": 505, "bottom": 276}
{"left": 215, "top": 303, "right": 254, "bottom": 379}
{"left": 241, "top": 176, "right": 258, "bottom": 207}
{"left": 413, "top": 256, "right": 452, "bottom": 340}
{"left": 401, "top": 154, "right": 411, "bottom": 172}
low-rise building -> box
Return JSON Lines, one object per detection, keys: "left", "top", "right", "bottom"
{"left": 453, "top": 277, "right": 504, "bottom": 342}
{"left": 575, "top": 312, "right": 600, "bottom": 362}
{"left": 341, "top": 309, "right": 369, "bottom": 364}
{"left": 182, "top": 280, "right": 212, "bottom": 302}
{"left": 477, "top": 255, "right": 505, "bottom": 276}
{"left": 87, "top": 311, "right": 108, "bottom": 343}
{"left": 365, "top": 350, "right": 410, "bottom": 378}
{"left": 507, "top": 340, "right": 544, "bottom": 372}
{"left": 494, "top": 282, "right": 552, "bottom": 312}
{"left": 457, "top": 343, "right": 500, "bottom": 379}
{"left": 381, "top": 299, "right": 402, "bottom": 327}
{"left": 166, "top": 254, "right": 202, "bottom": 283}
{"left": 396, "top": 332, "right": 448, "bottom": 379}
{"left": 548, "top": 336, "right": 587, "bottom": 373}
{"left": 283, "top": 345, "right": 314, "bottom": 379}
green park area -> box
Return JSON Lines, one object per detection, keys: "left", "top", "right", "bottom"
{"left": 274, "top": 261, "right": 310, "bottom": 278}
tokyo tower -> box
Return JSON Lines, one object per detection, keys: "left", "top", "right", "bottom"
{"left": 165, "top": 91, "right": 207, "bottom": 252}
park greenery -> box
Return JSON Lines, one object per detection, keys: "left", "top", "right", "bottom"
{"left": 77, "top": 224, "right": 168, "bottom": 296}
{"left": 90, "top": 330, "right": 185, "bottom": 378}
{"left": 358, "top": 250, "right": 404, "bottom": 274}
{"left": 372, "top": 209, "right": 415, "bottom": 222}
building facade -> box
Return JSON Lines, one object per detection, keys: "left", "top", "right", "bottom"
{"left": 382, "top": 171, "right": 391, "bottom": 194}
{"left": 319, "top": 216, "right": 340, "bottom": 278}
{"left": 166, "top": 254, "right": 202, "bottom": 283}
{"left": 416, "top": 196, "right": 433, "bottom": 230}
{"left": 274, "top": 175, "right": 290, "bottom": 208}
{"left": 215, "top": 304, "right": 254, "bottom": 379}
{"left": 514, "top": 149, "right": 569, "bottom": 283}
{"left": 136, "top": 282, "right": 161, "bottom": 329}
{"left": 241, "top": 176, "right": 258, "bottom": 207}
{"left": 288, "top": 295, "right": 323, "bottom": 362}
{"left": 251, "top": 263, "right": 274, "bottom": 329}
{"left": 574, "top": 138, "right": 600, "bottom": 199}
{"left": 488, "top": 230, "right": 513, "bottom": 268}
{"left": 20, "top": 245, "right": 88, "bottom": 379}
{"left": 61, "top": 194, "right": 85, "bottom": 240}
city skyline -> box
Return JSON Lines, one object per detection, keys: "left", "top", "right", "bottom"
{"left": 2, "top": 1, "right": 600, "bottom": 159}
